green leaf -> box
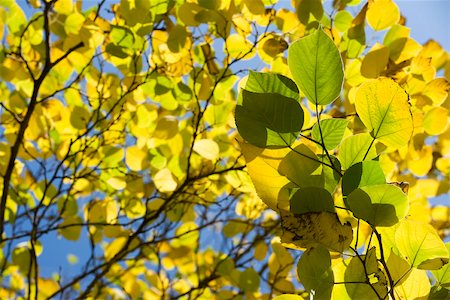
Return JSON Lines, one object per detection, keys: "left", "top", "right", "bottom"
{"left": 342, "top": 160, "right": 386, "bottom": 197}
{"left": 278, "top": 144, "right": 340, "bottom": 194}
{"left": 297, "top": 244, "right": 333, "bottom": 299}
{"left": 110, "top": 25, "right": 135, "bottom": 49}
{"left": 288, "top": 28, "right": 344, "bottom": 105}
{"left": 396, "top": 219, "right": 449, "bottom": 270}
{"left": 244, "top": 71, "right": 300, "bottom": 100}
{"left": 235, "top": 90, "right": 304, "bottom": 147}
{"left": 355, "top": 78, "right": 413, "bottom": 149}
{"left": 344, "top": 247, "right": 388, "bottom": 299}
{"left": 339, "top": 133, "right": 377, "bottom": 170}
{"left": 347, "top": 184, "right": 408, "bottom": 227}
{"left": 239, "top": 268, "right": 260, "bottom": 293}
{"left": 58, "top": 216, "right": 83, "bottom": 241}
{"left": 290, "top": 187, "right": 335, "bottom": 214}
{"left": 312, "top": 118, "right": 349, "bottom": 150}
{"left": 431, "top": 243, "right": 450, "bottom": 289}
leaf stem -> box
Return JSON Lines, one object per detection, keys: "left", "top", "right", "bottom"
{"left": 372, "top": 226, "right": 396, "bottom": 300}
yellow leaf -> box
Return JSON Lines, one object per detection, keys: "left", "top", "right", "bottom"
{"left": 388, "top": 37, "right": 422, "bottom": 64}
{"left": 54, "top": 0, "right": 73, "bottom": 14}
{"left": 106, "top": 176, "right": 126, "bottom": 190}
{"left": 64, "top": 12, "right": 85, "bottom": 35}
{"left": 254, "top": 240, "right": 268, "bottom": 261}
{"left": 407, "top": 145, "right": 433, "bottom": 177}
{"left": 420, "top": 39, "right": 447, "bottom": 69}
{"left": 280, "top": 210, "right": 353, "bottom": 253}
{"left": 367, "top": 0, "right": 399, "bottom": 30}
{"left": 243, "top": 0, "right": 265, "bottom": 15}
{"left": 152, "top": 116, "right": 178, "bottom": 140}
{"left": 193, "top": 139, "right": 219, "bottom": 160}
{"left": 423, "top": 107, "right": 449, "bottom": 135}
{"left": 105, "top": 236, "right": 140, "bottom": 260}
{"left": 126, "top": 145, "right": 149, "bottom": 171}
{"left": 355, "top": 78, "right": 413, "bottom": 149}
{"left": 275, "top": 9, "right": 302, "bottom": 34}
{"left": 423, "top": 78, "right": 450, "bottom": 106}
{"left": 37, "top": 278, "right": 60, "bottom": 299}
{"left": 240, "top": 142, "right": 292, "bottom": 212}
{"left": 258, "top": 34, "right": 288, "bottom": 63}
{"left": 153, "top": 168, "right": 177, "bottom": 193}
{"left": 360, "top": 43, "right": 389, "bottom": 78}
{"left": 387, "top": 252, "right": 430, "bottom": 300}
{"left": 225, "top": 34, "right": 254, "bottom": 60}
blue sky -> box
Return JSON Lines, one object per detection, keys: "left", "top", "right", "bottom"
{"left": 396, "top": 0, "right": 449, "bottom": 51}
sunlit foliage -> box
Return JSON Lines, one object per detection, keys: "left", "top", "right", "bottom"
{"left": 0, "top": 0, "right": 449, "bottom": 299}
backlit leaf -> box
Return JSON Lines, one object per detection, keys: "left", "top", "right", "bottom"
{"left": 395, "top": 219, "right": 449, "bottom": 269}
{"left": 126, "top": 145, "right": 148, "bottom": 171}
{"left": 342, "top": 160, "right": 386, "bottom": 197}
{"left": 339, "top": 133, "right": 378, "bottom": 170}
{"left": 235, "top": 90, "right": 304, "bottom": 147}
{"left": 431, "top": 243, "right": 450, "bottom": 289}
{"left": 288, "top": 28, "right": 344, "bottom": 105}
{"left": 153, "top": 168, "right": 178, "bottom": 193}
{"left": 347, "top": 184, "right": 408, "bottom": 227}
{"left": 244, "top": 71, "right": 299, "bottom": 100}
{"left": 297, "top": 244, "right": 333, "bottom": 299}
{"left": 360, "top": 43, "right": 389, "bottom": 78}
{"left": 311, "top": 118, "right": 349, "bottom": 150}
{"left": 193, "top": 139, "right": 220, "bottom": 160}
{"left": 238, "top": 268, "right": 260, "bottom": 293}
{"left": 387, "top": 252, "right": 431, "bottom": 299}
{"left": 240, "top": 142, "right": 292, "bottom": 211}
{"left": 367, "top": 0, "right": 400, "bottom": 31}
{"left": 64, "top": 12, "right": 85, "bottom": 35}
{"left": 290, "top": 187, "right": 335, "bottom": 214}
{"left": 423, "top": 107, "right": 449, "bottom": 136}
{"left": 355, "top": 78, "right": 413, "bottom": 149}
{"left": 343, "top": 247, "right": 388, "bottom": 299}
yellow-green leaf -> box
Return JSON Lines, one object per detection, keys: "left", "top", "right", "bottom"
{"left": 355, "top": 78, "right": 413, "bottom": 149}
{"left": 339, "top": 133, "right": 378, "bottom": 170}
{"left": 395, "top": 219, "right": 449, "bottom": 269}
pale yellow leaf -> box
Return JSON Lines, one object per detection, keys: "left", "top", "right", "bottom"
{"left": 153, "top": 168, "right": 177, "bottom": 193}
{"left": 193, "top": 139, "right": 219, "bottom": 160}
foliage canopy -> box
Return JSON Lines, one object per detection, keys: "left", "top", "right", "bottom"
{"left": 0, "top": 0, "right": 449, "bottom": 299}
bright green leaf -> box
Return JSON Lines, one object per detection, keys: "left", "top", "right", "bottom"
{"left": 396, "top": 219, "right": 449, "bottom": 269}
{"left": 347, "top": 184, "right": 408, "bottom": 227}
{"left": 244, "top": 71, "right": 299, "bottom": 100}
{"left": 288, "top": 28, "right": 344, "bottom": 105}
{"left": 339, "top": 133, "right": 378, "bottom": 170}
{"left": 312, "top": 118, "right": 349, "bottom": 150}
{"left": 432, "top": 243, "right": 450, "bottom": 289}
{"left": 342, "top": 160, "right": 386, "bottom": 197}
